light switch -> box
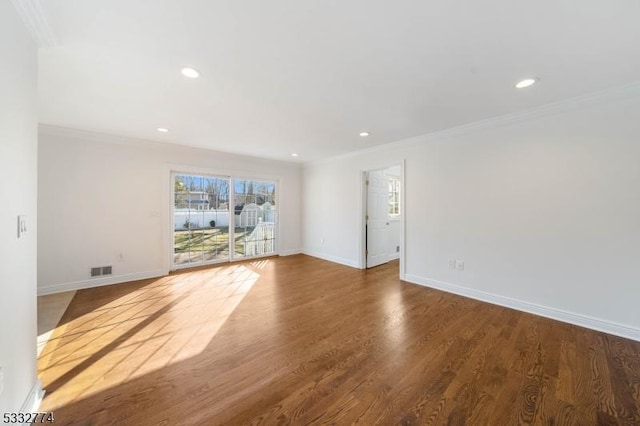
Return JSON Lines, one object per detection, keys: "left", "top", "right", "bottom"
{"left": 17, "top": 215, "right": 27, "bottom": 238}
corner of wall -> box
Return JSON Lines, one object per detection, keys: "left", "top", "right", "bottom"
{"left": 301, "top": 250, "right": 360, "bottom": 269}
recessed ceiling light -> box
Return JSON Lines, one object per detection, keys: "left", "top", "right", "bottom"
{"left": 359, "top": 132, "right": 370, "bottom": 137}
{"left": 156, "top": 127, "right": 169, "bottom": 133}
{"left": 515, "top": 78, "right": 537, "bottom": 89}
{"left": 181, "top": 67, "right": 200, "bottom": 79}
{"left": 291, "top": 153, "right": 299, "bottom": 157}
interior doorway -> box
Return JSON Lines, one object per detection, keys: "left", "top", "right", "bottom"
{"left": 363, "top": 163, "right": 404, "bottom": 275}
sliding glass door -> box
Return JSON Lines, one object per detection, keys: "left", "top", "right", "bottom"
{"left": 172, "top": 172, "right": 277, "bottom": 269}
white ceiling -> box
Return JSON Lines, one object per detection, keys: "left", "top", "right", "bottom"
{"left": 34, "top": 0, "right": 640, "bottom": 162}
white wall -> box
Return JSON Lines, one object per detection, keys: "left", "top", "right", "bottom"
{"left": 0, "top": 3, "right": 39, "bottom": 412}
{"left": 38, "top": 127, "right": 302, "bottom": 294}
{"left": 303, "top": 86, "right": 640, "bottom": 340}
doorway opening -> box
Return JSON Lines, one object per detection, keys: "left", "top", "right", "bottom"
{"left": 362, "top": 163, "right": 404, "bottom": 277}
{"left": 171, "top": 172, "right": 278, "bottom": 270}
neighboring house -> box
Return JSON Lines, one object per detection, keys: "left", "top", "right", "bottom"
{"left": 176, "top": 191, "right": 210, "bottom": 211}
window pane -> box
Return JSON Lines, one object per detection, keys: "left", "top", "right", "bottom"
{"left": 174, "top": 173, "right": 231, "bottom": 266}
{"left": 233, "top": 179, "right": 277, "bottom": 259}
{"left": 388, "top": 177, "right": 400, "bottom": 216}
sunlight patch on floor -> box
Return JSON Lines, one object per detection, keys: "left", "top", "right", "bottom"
{"left": 38, "top": 262, "right": 262, "bottom": 406}
{"left": 37, "top": 291, "right": 76, "bottom": 356}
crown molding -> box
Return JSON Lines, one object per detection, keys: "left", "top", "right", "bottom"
{"left": 305, "top": 81, "right": 640, "bottom": 167}
{"left": 39, "top": 124, "right": 171, "bottom": 148}
{"left": 38, "top": 124, "right": 303, "bottom": 168}
{"left": 11, "top": 0, "right": 58, "bottom": 48}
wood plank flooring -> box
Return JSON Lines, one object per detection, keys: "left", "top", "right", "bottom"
{"left": 38, "top": 255, "right": 640, "bottom": 425}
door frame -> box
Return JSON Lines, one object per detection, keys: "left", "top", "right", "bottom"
{"left": 164, "top": 164, "right": 281, "bottom": 273}
{"left": 358, "top": 160, "right": 406, "bottom": 280}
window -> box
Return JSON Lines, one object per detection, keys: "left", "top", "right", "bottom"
{"left": 388, "top": 177, "right": 400, "bottom": 217}
{"left": 172, "top": 172, "right": 278, "bottom": 269}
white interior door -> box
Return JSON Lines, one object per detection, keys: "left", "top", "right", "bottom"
{"left": 366, "top": 170, "right": 390, "bottom": 268}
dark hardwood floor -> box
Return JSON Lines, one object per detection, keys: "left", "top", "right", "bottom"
{"left": 38, "top": 255, "right": 640, "bottom": 425}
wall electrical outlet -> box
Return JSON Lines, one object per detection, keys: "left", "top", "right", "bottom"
{"left": 455, "top": 260, "right": 465, "bottom": 271}
{"left": 448, "top": 259, "right": 456, "bottom": 269}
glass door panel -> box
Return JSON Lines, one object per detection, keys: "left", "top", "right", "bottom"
{"left": 233, "top": 179, "right": 277, "bottom": 259}
{"left": 173, "top": 173, "right": 230, "bottom": 267}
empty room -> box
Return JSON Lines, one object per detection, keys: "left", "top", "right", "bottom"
{"left": 1, "top": 0, "right": 639, "bottom": 425}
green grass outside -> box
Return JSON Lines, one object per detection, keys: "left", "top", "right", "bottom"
{"left": 174, "top": 226, "right": 253, "bottom": 255}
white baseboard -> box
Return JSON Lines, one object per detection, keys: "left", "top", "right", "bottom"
{"left": 302, "top": 250, "right": 360, "bottom": 269}
{"left": 279, "top": 249, "right": 303, "bottom": 256}
{"left": 404, "top": 274, "right": 640, "bottom": 342}
{"left": 37, "top": 269, "right": 166, "bottom": 296}
{"left": 19, "top": 380, "right": 44, "bottom": 422}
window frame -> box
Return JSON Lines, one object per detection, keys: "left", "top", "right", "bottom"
{"left": 388, "top": 176, "right": 401, "bottom": 219}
